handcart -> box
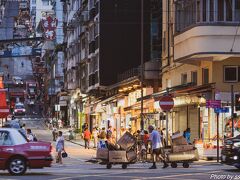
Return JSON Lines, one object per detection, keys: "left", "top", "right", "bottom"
{"left": 96, "top": 132, "right": 138, "bottom": 169}
{"left": 166, "top": 132, "right": 199, "bottom": 168}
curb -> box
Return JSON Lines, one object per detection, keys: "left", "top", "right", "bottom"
{"left": 65, "top": 139, "right": 97, "bottom": 150}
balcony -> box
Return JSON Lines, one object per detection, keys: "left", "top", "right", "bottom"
{"left": 174, "top": 0, "right": 240, "bottom": 63}
{"left": 174, "top": 25, "right": 240, "bottom": 63}
{"left": 117, "top": 68, "right": 139, "bottom": 82}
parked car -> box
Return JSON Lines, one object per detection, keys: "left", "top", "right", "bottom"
{"left": 0, "top": 128, "right": 52, "bottom": 175}
{"left": 221, "top": 135, "right": 240, "bottom": 170}
{"left": 13, "top": 103, "right": 26, "bottom": 116}
{"left": 12, "top": 76, "right": 23, "bottom": 85}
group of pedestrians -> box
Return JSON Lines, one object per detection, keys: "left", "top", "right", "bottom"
{"left": 20, "top": 123, "right": 38, "bottom": 142}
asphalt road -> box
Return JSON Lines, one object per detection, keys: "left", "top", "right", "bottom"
{"left": 0, "top": 118, "right": 239, "bottom": 180}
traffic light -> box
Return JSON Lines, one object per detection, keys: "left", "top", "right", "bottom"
{"left": 235, "top": 94, "right": 240, "bottom": 111}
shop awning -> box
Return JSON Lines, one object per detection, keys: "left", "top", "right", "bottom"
{"left": 152, "top": 83, "right": 215, "bottom": 100}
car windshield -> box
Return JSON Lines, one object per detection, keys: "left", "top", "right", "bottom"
{"left": 29, "top": 88, "right": 35, "bottom": 93}
{"left": 15, "top": 105, "right": 24, "bottom": 109}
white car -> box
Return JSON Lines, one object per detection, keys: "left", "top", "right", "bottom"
{"left": 12, "top": 76, "right": 24, "bottom": 85}
{"left": 13, "top": 103, "right": 26, "bottom": 115}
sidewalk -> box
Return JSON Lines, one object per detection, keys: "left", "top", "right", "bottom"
{"left": 59, "top": 128, "right": 220, "bottom": 166}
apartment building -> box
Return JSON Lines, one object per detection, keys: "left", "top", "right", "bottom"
{"left": 161, "top": 0, "right": 240, "bottom": 152}
{"left": 63, "top": 0, "right": 162, "bottom": 129}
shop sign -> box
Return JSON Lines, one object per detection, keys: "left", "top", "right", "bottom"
{"left": 214, "top": 107, "right": 229, "bottom": 114}
{"left": 59, "top": 101, "right": 67, "bottom": 107}
{"left": 206, "top": 100, "right": 221, "bottom": 108}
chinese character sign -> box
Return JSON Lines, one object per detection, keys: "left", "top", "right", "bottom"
{"left": 41, "top": 16, "right": 58, "bottom": 40}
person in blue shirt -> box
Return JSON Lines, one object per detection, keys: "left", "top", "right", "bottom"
{"left": 183, "top": 128, "right": 191, "bottom": 144}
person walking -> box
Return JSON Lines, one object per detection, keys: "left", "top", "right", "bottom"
{"left": 92, "top": 127, "right": 98, "bottom": 148}
{"left": 52, "top": 126, "right": 57, "bottom": 141}
{"left": 83, "top": 127, "right": 91, "bottom": 149}
{"left": 148, "top": 125, "right": 168, "bottom": 169}
{"left": 56, "top": 131, "right": 65, "bottom": 164}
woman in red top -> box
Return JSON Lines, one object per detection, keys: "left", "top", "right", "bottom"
{"left": 83, "top": 128, "right": 91, "bottom": 149}
{"left": 143, "top": 130, "right": 150, "bottom": 150}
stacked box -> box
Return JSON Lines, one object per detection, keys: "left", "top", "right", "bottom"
{"left": 168, "top": 149, "right": 199, "bottom": 162}
{"left": 109, "top": 151, "right": 128, "bottom": 163}
{"left": 172, "top": 145, "right": 194, "bottom": 153}
{"left": 117, "top": 132, "right": 136, "bottom": 150}
{"left": 96, "top": 148, "right": 108, "bottom": 160}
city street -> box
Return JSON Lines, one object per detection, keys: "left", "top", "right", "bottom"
{"left": 0, "top": 118, "right": 239, "bottom": 180}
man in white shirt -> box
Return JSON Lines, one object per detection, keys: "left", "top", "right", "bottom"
{"left": 148, "top": 125, "right": 168, "bottom": 169}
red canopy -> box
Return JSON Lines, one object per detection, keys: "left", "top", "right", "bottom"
{"left": 0, "top": 77, "right": 9, "bottom": 118}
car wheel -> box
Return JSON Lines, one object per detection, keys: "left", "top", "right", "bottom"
{"left": 106, "top": 164, "right": 112, "bottom": 169}
{"left": 171, "top": 162, "right": 177, "bottom": 168}
{"left": 122, "top": 164, "right": 127, "bottom": 169}
{"left": 8, "top": 157, "right": 27, "bottom": 176}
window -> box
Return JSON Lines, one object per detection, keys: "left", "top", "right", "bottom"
{"left": 32, "top": 0, "right": 36, "bottom": 4}
{"left": 226, "top": 0, "right": 233, "bottom": 21}
{"left": 175, "top": 0, "right": 240, "bottom": 33}
{"left": 81, "top": 38, "right": 85, "bottom": 50}
{"left": 191, "top": 71, "right": 198, "bottom": 85}
{"left": 202, "top": 68, "right": 209, "bottom": 84}
{"left": 196, "top": 0, "right": 201, "bottom": 22}
{"left": 0, "top": 131, "right": 13, "bottom": 146}
{"left": 42, "top": 0, "right": 49, "bottom": 6}
{"left": 218, "top": 0, "right": 224, "bottom": 21}
{"left": 181, "top": 73, "right": 188, "bottom": 85}
{"left": 209, "top": 0, "right": 214, "bottom": 21}
{"left": 235, "top": 0, "right": 240, "bottom": 21}
{"left": 224, "top": 66, "right": 238, "bottom": 82}
{"left": 202, "top": 0, "right": 207, "bottom": 21}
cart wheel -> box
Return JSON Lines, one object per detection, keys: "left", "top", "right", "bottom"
{"left": 183, "top": 162, "right": 189, "bottom": 168}
{"left": 171, "top": 162, "right": 177, "bottom": 168}
{"left": 122, "top": 164, "right": 127, "bottom": 169}
{"left": 106, "top": 164, "right": 112, "bottom": 169}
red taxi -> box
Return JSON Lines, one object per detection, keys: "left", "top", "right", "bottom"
{"left": 0, "top": 128, "right": 52, "bottom": 175}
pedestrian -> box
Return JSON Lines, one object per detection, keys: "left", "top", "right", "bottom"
{"left": 107, "top": 126, "right": 112, "bottom": 138}
{"left": 184, "top": 128, "right": 191, "bottom": 144}
{"left": 98, "top": 127, "right": 107, "bottom": 140}
{"left": 143, "top": 130, "right": 150, "bottom": 150}
{"left": 83, "top": 127, "right": 91, "bottom": 149}
{"left": 92, "top": 127, "right": 98, "bottom": 148}
{"left": 148, "top": 125, "right": 168, "bottom": 169}
{"left": 21, "top": 124, "right": 26, "bottom": 135}
{"left": 161, "top": 128, "right": 167, "bottom": 147}
{"left": 52, "top": 126, "right": 57, "bottom": 141}
{"left": 56, "top": 131, "right": 65, "bottom": 164}
{"left": 26, "top": 129, "right": 37, "bottom": 142}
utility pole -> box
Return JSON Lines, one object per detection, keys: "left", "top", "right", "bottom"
{"left": 231, "top": 85, "right": 234, "bottom": 137}
{"left": 140, "top": 0, "right": 144, "bottom": 131}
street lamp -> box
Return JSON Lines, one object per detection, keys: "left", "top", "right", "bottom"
{"left": 140, "top": 0, "right": 144, "bottom": 131}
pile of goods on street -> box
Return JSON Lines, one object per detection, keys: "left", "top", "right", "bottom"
{"left": 96, "top": 132, "right": 137, "bottom": 169}
{"left": 167, "top": 131, "right": 199, "bottom": 168}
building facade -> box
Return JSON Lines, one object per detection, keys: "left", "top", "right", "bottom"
{"left": 161, "top": 0, "right": 240, "bottom": 156}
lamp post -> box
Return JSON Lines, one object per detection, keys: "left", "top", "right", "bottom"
{"left": 140, "top": 0, "right": 144, "bottom": 131}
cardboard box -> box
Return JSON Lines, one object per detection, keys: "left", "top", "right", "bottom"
{"left": 172, "top": 145, "right": 194, "bottom": 153}
{"left": 126, "top": 150, "right": 137, "bottom": 162}
{"left": 96, "top": 148, "right": 108, "bottom": 160}
{"left": 117, "top": 132, "right": 136, "bottom": 150}
{"left": 109, "top": 151, "right": 127, "bottom": 163}
{"left": 168, "top": 149, "right": 199, "bottom": 162}
{"left": 172, "top": 136, "right": 188, "bottom": 146}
